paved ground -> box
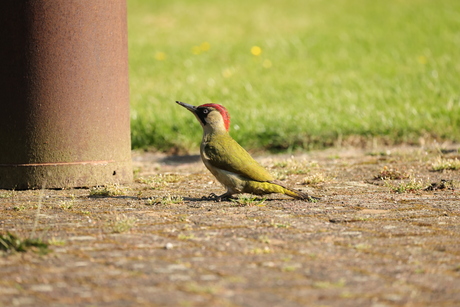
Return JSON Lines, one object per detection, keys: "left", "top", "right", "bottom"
{"left": 1, "top": 145, "right": 459, "bottom": 307}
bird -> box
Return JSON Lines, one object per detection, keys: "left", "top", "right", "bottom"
{"left": 176, "top": 101, "right": 319, "bottom": 202}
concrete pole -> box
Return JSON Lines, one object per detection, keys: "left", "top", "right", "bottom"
{"left": 0, "top": 1, "right": 132, "bottom": 189}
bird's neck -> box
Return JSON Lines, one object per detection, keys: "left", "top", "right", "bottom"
{"left": 202, "top": 127, "right": 229, "bottom": 144}
{"left": 202, "top": 124, "right": 228, "bottom": 138}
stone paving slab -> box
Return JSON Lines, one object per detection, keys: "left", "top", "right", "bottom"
{"left": 0, "top": 145, "right": 459, "bottom": 306}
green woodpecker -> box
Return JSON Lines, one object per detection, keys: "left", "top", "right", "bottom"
{"left": 176, "top": 101, "right": 318, "bottom": 202}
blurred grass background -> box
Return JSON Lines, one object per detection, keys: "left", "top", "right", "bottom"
{"left": 128, "top": 0, "right": 460, "bottom": 153}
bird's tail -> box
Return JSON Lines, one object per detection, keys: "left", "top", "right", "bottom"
{"left": 272, "top": 181, "right": 320, "bottom": 202}
{"left": 245, "top": 180, "right": 320, "bottom": 202}
{"left": 283, "top": 187, "right": 319, "bottom": 202}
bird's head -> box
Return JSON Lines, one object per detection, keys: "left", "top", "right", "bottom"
{"left": 176, "top": 101, "right": 230, "bottom": 133}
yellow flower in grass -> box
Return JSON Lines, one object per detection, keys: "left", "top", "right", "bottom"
{"left": 417, "top": 55, "right": 427, "bottom": 65}
{"left": 192, "top": 46, "right": 201, "bottom": 55}
{"left": 154, "top": 52, "right": 166, "bottom": 61}
{"left": 192, "top": 42, "right": 211, "bottom": 55}
{"left": 200, "top": 41, "right": 210, "bottom": 51}
{"left": 251, "top": 46, "right": 262, "bottom": 56}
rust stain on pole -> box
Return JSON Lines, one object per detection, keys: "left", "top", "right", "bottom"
{"left": 0, "top": 0, "right": 132, "bottom": 189}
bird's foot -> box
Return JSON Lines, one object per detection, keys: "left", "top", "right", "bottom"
{"left": 201, "top": 193, "right": 217, "bottom": 201}
{"left": 201, "top": 193, "right": 233, "bottom": 202}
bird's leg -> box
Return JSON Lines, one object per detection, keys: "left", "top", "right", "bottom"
{"left": 201, "top": 193, "right": 218, "bottom": 201}
{"left": 214, "top": 191, "right": 235, "bottom": 202}
{"left": 201, "top": 191, "right": 234, "bottom": 202}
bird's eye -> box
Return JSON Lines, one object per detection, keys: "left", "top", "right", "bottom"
{"left": 202, "top": 109, "right": 209, "bottom": 114}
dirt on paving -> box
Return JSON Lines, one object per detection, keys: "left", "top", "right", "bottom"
{"left": 0, "top": 144, "right": 459, "bottom": 307}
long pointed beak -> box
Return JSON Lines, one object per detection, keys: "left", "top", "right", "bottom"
{"left": 176, "top": 101, "right": 197, "bottom": 113}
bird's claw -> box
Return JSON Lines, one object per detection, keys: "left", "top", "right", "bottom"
{"left": 201, "top": 193, "right": 220, "bottom": 201}
{"left": 201, "top": 193, "right": 232, "bottom": 202}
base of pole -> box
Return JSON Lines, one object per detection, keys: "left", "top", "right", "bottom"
{"left": 0, "top": 160, "right": 132, "bottom": 189}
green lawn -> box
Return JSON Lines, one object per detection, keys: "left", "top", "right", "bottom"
{"left": 128, "top": 0, "right": 460, "bottom": 152}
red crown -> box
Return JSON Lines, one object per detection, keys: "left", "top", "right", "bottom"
{"left": 199, "top": 103, "right": 231, "bottom": 131}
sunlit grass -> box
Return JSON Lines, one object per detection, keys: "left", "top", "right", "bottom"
{"left": 128, "top": 0, "right": 460, "bottom": 152}
{"left": 89, "top": 184, "right": 128, "bottom": 197}
{"left": 385, "top": 179, "right": 426, "bottom": 193}
{"left": 106, "top": 215, "right": 137, "bottom": 234}
{"left": 431, "top": 157, "right": 460, "bottom": 171}
{"left": 302, "top": 173, "right": 331, "bottom": 185}
{"left": 145, "top": 195, "right": 184, "bottom": 206}
{"left": 231, "top": 195, "right": 266, "bottom": 206}
{"left": 136, "top": 174, "right": 183, "bottom": 189}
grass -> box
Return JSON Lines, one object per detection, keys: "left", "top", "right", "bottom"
{"left": 106, "top": 215, "right": 137, "bottom": 233}
{"left": 136, "top": 174, "right": 183, "bottom": 189}
{"left": 0, "top": 188, "right": 51, "bottom": 255}
{"left": 431, "top": 157, "right": 460, "bottom": 171}
{"left": 0, "top": 190, "right": 15, "bottom": 198}
{"left": 385, "top": 179, "right": 426, "bottom": 193}
{"left": 272, "top": 159, "right": 318, "bottom": 175}
{"left": 128, "top": 0, "right": 460, "bottom": 152}
{"left": 178, "top": 233, "right": 195, "bottom": 240}
{"left": 59, "top": 194, "right": 77, "bottom": 210}
{"left": 312, "top": 279, "right": 346, "bottom": 289}
{"left": 89, "top": 184, "right": 127, "bottom": 197}
{"left": 145, "top": 195, "right": 184, "bottom": 206}
{"left": 302, "top": 173, "right": 330, "bottom": 185}
{"left": 231, "top": 195, "right": 266, "bottom": 206}
{"left": 374, "top": 166, "right": 410, "bottom": 180}
{"left": 0, "top": 232, "right": 49, "bottom": 255}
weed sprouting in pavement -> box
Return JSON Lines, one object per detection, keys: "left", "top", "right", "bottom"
{"left": 231, "top": 195, "right": 266, "bottom": 207}
{"left": 0, "top": 232, "right": 49, "bottom": 255}
{"left": 431, "top": 157, "right": 460, "bottom": 171}
{"left": 89, "top": 184, "right": 128, "bottom": 197}
{"left": 145, "top": 195, "right": 184, "bottom": 206}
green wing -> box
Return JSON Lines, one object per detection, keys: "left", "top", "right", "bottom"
{"left": 203, "top": 134, "right": 274, "bottom": 182}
